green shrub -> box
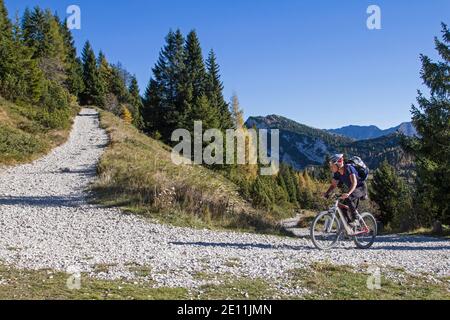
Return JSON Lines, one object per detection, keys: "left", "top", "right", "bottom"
{"left": 37, "top": 80, "right": 73, "bottom": 129}
{"left": 0, "top": 124, "right": 45, "bottom": 162}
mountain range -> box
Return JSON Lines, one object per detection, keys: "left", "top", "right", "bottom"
{"left": 327, "top": 123, "right": 417, "bottom": 140}
{"left": 245, "top": 115, "right": 415, "bottom": 173}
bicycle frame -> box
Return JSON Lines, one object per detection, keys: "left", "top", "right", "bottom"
{"left": 327, "top": 200, "right": 370, "bottom": 236}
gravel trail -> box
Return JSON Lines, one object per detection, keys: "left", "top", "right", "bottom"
{"left": 0, "top": 109, "right": 449, "bottom": 292}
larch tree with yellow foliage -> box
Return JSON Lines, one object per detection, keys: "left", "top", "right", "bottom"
{"left": 121, "top": 105, "right": 133, "bottom": 124}
{"left": 230, "top": 93, "right": 258, "bottom": 182}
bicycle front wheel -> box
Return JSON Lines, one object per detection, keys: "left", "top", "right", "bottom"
{"left": 353, "top": 213, "right": 377, "bottom": 249}
{"left": 310, "top": 211, "right": 341, "bottom": 250}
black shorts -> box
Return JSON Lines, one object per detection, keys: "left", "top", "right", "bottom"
{"left": 344, "top": 184, "right": 367, "bottom": 214}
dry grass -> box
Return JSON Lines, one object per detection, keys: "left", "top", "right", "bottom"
{"left": 92, "top": 109, "right": 286, "bottom": 234}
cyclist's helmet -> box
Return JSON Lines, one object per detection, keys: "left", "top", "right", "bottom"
{"left": 329, "top": 154, "right": 344, "bottom": 165}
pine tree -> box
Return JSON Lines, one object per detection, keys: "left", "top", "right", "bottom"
{"left": 45, "top": 11, "right": 66, "bottom": 62}
{"left": 97, "top": 51, "right": 112, "bottom": 98}
{"left": 403, "top": 23, "right": 450, "bottom": 225}
{"left": 189, "top": 94, "right": 220, "bottom": 130}
{"left": 11, "top": 14, "right": 44, "bottom": 103}
{"left": 277, "top": 164, "right": 298, "bottom": 204}
{"left": 109, "top": 64, "right": 130, "bottom": 103}
{"left": 59, "top": 17, "right": 84, "bottom": 97}
{"left": 184, "top": 30, "right": 207, "bottom": 99}
{"left": 0, "top": 5, "right": 44, "bottom": 103}
{"left": 113, "top": 62, "right": 133, "bottom": 88}
{"left": 21, "top": 8, "right": 67, "bottom": 84}
{"left": 22, "top": 8, "right": 66, "bottom": 60}
{"left": 142, "top": 78, "right": 161, "bottom": 134}
{"left": 0, "top": 0, "right": 15, "bottom": 97}
{"left": 182, "top": 30, "right": 225, "bottom": 132}
{"left": 298, "top": 171, "right": 314, "bottom": 209}
{"left": 206, "top": 49, "right": 232, "bottom": 130}
{"left": 0, "top": 0, "right": 11, "bottom": 39}
{"left": 128, "top": 75, "right": 144, "bottom": 129}
{"left": 369, "top": 161, "right": 413, "bottom": 228}
{"left": 145, "top": 29, "right": 187, "bottom": 141}
{"left": 252, "top": 176, "right": 274, "bottom": 208}
{"left": 21, "top": 7, "right": 46, "bottom": 54}
{"left": 81, "top": 41, "right": 104, "bottom": 106}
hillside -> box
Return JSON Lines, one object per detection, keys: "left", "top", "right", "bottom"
{"left": 342, "top": 133, "right": 414, "bottom": 175}
{"left": 246, "top": 115, "right": 353, "bottom": 170}
{"left": 0, "top": 97, "right": 75, "bottom": 165}
{"left": 92, "top": 110, "right": 286, "bottom": 234}
{"left": 246, "top": 114, "right": 413, "bottom": 171}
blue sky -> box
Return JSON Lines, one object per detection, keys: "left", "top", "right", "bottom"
{"left": 6, "top": 0, "right": 450, "bottom": 129}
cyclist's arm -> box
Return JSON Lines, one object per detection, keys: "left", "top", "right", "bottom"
{"left": 347, "top": 174, "right": 358, "bottom": 195}
{"left": 325, "top": 179, "right": 338, "bottom": 196}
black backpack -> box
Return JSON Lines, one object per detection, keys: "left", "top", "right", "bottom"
{"left": 346, "top": 156, "right": 369, "bottom": 181}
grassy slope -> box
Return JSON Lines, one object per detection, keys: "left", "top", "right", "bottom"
{"left": 92, "top": 110, "right": 287, "bottom": 234}
{"left": 1, "top": 263, "right": 448, "bottom": 300}
{"left": 0, "top": 97, "right": 74, "bottom": 165}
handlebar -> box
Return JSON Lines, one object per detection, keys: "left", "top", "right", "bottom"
{"left": 325, "top": 193, "right": 346, "bottom": 200}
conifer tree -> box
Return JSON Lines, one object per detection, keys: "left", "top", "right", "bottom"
{"left": 0, "top": 0, "right": 15, "bottom": 97}
{"left": 121, "top": 105, "right": 133, "bottom": 124}
{"left": 279, "top": 164, "right": 299, "bottom": 204}
{"left": 229, "top": 93, "right": 258, "bottom": 180}
{"left": 0, "top": 0, "right": 11, "bottom": 40}
{"left": 59, "top": 17, "right": 84, "bottom": 97}
{"left": 145, "top": 29, "right": 186, "bottom": 141}
{"left": 189, "top": 94, "right": 220, "bottom": 130}
{"left": 128, "top": 75, "right": 144, "bottom": 129}
{"left": 231, "top": 93, "right": 245, "bottom": 129}
{"left": 81, "top": 41, "right": 104, "bottom": 106}
{"left": 22, "top": 8, "right": 66, "bottom": 61}
{"left": 142, "top": 78, "right": 161, "bottom": 134}
{"left": 0, "top": 4, "right": 44, "bottom": 103}
{"left": 184, "top": 30, "right": 207, "bottom": 99}
{"left": 182, "top": 30, "right": 225, "bottom": 132}
{"left": 45, "top": 11, "right": 66, "bottom": 62}
{"left": 97, "top": 51, "right": 112, "bottom": 97}
{"left": 404, "top": 23, "right": 450, "bottom": 225}
{"left": 109, "top": 65, "right": 130, "bottom": 103}
{"left": 21, "top": 8, "right": 67, "bottom": 84}
{"left": 11, "top": 14, "right": 44, "bottom": 103}
{"left": 21, "top": 7, "right": 45, "bottom": 55}
{"left": 369, "top": 161, "right": 413, "bottom": 227}
{"left": 206, "top": 49, "right": 232, "bottom": 130}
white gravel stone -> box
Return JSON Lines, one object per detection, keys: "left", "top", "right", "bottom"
{"left": 0, "top": 108, "right": 449, "bottom": 294}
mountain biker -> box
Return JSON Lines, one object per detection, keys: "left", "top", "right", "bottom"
{"left": 323, "top": 154, "right": 367, "bottom": 227}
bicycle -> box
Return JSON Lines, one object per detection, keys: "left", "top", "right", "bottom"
{"left": 310, "top": 194, "right": 377, "bottom": 250}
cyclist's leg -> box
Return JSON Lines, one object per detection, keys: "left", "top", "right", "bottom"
{"left": 347, "top": 187, "right": 365, "bottom": 220}
{"left": 345, "top": 196, "right": 358, "bottom": 222}
{"left": 342, "top": 199, "right": 354, "bottom": 223}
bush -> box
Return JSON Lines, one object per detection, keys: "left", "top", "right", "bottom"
{"left": 37, "top": 80, "right": 73, "bottom": 129}
{"left": 0, "top": 74, "right": 28, "bottom": 102}
{"left": 0, "top": 123, "right": 45, "bottom": 162}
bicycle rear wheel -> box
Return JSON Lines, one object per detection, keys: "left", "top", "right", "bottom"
{"left": 353, "top": 213, "right": 377, "bottom": 249}
{"left": 310, "top": 212, "right": 341, "bottom": 250}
